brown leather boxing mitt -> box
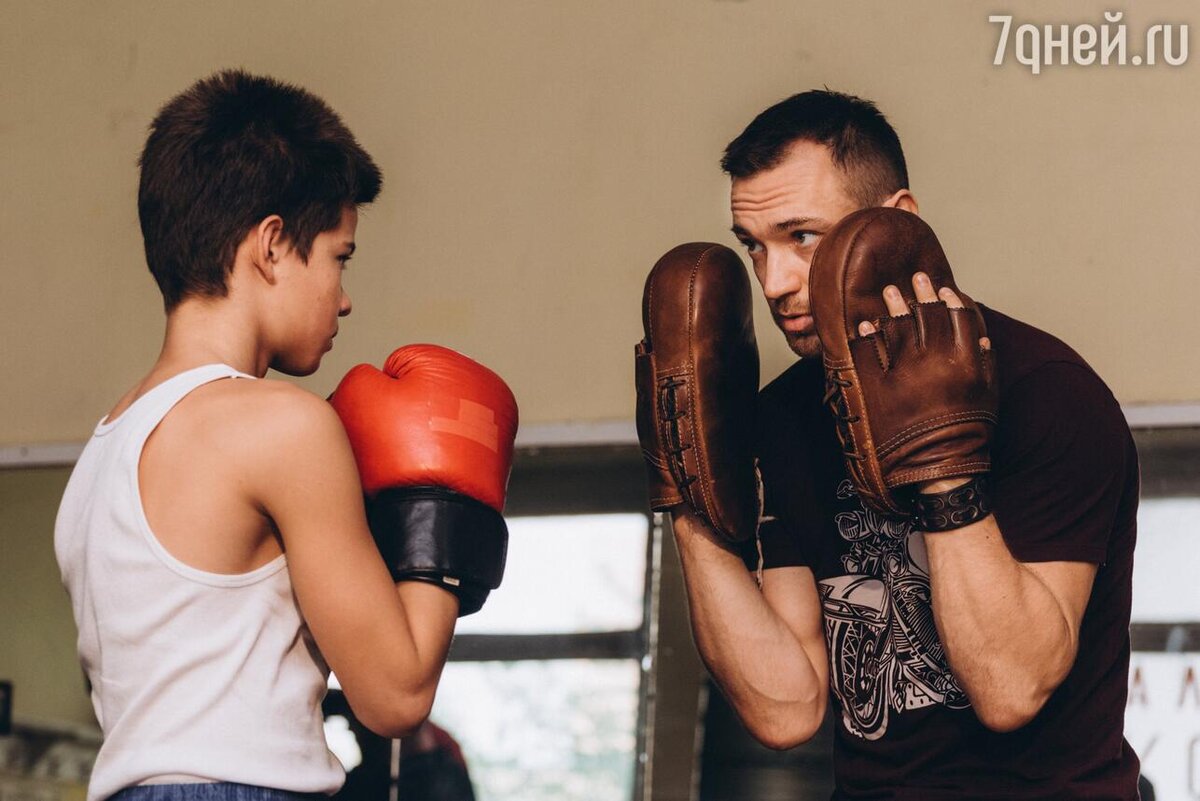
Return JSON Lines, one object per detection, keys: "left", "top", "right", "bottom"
{"left": 635, "top": 243, "right": 760, "bottom": 542}
{"left": 809, "top": 207, "right": 997, "bottom": 521}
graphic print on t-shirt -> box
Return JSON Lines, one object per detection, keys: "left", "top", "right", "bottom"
{"left": 819, "top": 480, "right": 970, "bottom": 741}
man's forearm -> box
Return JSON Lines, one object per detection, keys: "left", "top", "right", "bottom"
{"left": 924, "top": 515, "right": 1090, "bottom": 732}
{"left": 672, "top": 511, "right": 826, "bottom": 748}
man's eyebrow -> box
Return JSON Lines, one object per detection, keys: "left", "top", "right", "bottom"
{"left": 731, "top": 218, "right": 828, "bottom": 238}
{"left": 773, "top": 216, "right": 823, "bottom": 232}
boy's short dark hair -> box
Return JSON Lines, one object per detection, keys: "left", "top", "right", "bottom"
{"left": 138, "top": 70, "right": 382, "bottom": 309}
{"left": 721, "top": 90, "right": 908, "bottom": 208}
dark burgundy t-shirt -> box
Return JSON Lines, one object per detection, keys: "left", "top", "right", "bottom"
{"left": 754, "top": 306, "right": 1141, "bottom": 800}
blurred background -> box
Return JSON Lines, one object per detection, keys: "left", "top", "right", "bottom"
{"left": 2, "top": 1, "right": 1197, "bottom": 799}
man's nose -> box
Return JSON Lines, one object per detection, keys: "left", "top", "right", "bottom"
{"left": 759, "top": 250, "right": 808, "bottom": 301}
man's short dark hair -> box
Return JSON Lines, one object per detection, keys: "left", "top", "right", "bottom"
{"left": 721, "top": 90, "right": 908, "bottom": 207}
{"left": 138, "top": 70, "right": 382, "bottom": 309}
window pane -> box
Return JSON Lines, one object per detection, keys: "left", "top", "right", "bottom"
{"left": 1124, "top": 652, "right": 1199, "bottom": 801}
{"left": 1126, "top": 496, "right": 1200, "bottom": 799}
{"left": 455, "top": 514, "right": 648, "bottom": 635}
{"left": 1131, "top": 498, "right": 1200, "bottom": 622}
{"left": 428, "top": 660, "right": 640, "bottom": 801}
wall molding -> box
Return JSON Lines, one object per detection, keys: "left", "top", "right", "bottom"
{"left": 516, "top": 420, "right": 638, "bottom": 447}
{"left": 0, "top": 442, "right": 87, "bottom": 469}
{"left": 4, "top": 405, "right": 1200, "bottom": 469}
{"left": 1121, "top": 402, "right": 1200, "bottom": 429}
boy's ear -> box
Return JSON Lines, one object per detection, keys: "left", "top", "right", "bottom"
{"left": 250, "top": 215, "right": 287, "bottom": 285}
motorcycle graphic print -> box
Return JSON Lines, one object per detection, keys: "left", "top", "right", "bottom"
{"left": 819, "top": 480, "right": 970, "bottom": 740}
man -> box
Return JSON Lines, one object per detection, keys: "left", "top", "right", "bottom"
{"left": 55, "top": 71, "right": 515, "bottom": 801}
{"left": 658, "top": 91, "right": 1139, "bottom": 798}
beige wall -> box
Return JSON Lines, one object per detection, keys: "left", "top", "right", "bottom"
{"left": 1, "top": 0, "right": 1197, "bottom": 448}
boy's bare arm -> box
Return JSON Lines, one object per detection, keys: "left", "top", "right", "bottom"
{"left": 244, "top": 383, "right": 457, "bottom": 737}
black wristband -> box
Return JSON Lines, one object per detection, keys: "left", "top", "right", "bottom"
{"left": 912, "top": 475, "right": 993, "bottom": 532}
{"left": 367, "top": 486, "right": 508, "bottom": 616}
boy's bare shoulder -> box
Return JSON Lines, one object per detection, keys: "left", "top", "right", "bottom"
{"left": 212, "top": 376, "right": 329, "bottom": 411}
{"left": 182, "top": 377, "right": 350, "bottom": 465}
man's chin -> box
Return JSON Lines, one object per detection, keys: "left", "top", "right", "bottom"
{"left": 785, "top": 332, "right": 823, "bottom": 360}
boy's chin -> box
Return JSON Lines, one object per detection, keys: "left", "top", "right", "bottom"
{"left": 270, "top": 354, "right": 322, "bottom": 377}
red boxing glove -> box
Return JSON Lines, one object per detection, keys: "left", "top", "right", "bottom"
{"left": 331, "top": 345, "right": 518, "bottom": 511}
{"left": 330, "top": 345, "right": 519, "bottom": 614}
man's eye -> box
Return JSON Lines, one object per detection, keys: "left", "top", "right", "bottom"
{"left": 792, "top": 231, "right": 816, "bottom": 246}
{"left": 739, "top": 240, "right": 762, "bottom": 255}
{"left": 337, "top": 256, "right": 353, "bottom": 268}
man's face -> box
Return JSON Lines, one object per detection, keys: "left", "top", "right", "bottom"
{"left": 730, "top": 141, "right": 862, "bottom": 359}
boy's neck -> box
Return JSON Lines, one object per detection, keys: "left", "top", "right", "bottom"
{"left": 157, "top": 296, "right": 268, "bottom": 378}
{"left": 105, "top": 295, "right": 269, "bottom": 423}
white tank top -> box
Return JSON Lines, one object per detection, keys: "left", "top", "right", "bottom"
{"left": 54, "top": 365, "right": 344, "bottom": 801}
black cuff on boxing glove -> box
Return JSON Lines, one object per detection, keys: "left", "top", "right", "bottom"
{"left": 366, "top": 486, "right": 508, "bottom": 616}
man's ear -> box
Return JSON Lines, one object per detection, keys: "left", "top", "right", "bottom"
{"left": 882, "top": 189, "right": 919, "bottom": 215}
{"left": 250, "top": 215, "right": 287, "bottom": 285}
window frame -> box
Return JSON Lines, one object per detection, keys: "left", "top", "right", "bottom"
{"left": 1128, "top": 427, "right": 1200, "bottom": 653}
{"left": 443, "top": 444, "right": 658, "bottom": 801}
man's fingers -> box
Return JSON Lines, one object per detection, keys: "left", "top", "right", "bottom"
{"left": 912, "top": 272, "right": 938, "bottom": 303}
{"left": 859, "top": 321, "right": 877, "bottom": 336}
{"left": 980, "top": 336, "right": 991, "bottom": 351}
{"left": 882, "top": 285, "right": 907, "bottom": 317}
{"left": 938, "top": 286, "right": 965, "bottom": 309}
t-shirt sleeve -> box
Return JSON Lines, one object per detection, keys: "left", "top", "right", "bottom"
{"left": 753, "top": 471, "right": 813, "bottom": 571}
{"left": 991, "top": 362, "right": 1134, "bottom": 564}
{"left": 750, "top": 387, "right": 823, "bottom": 572}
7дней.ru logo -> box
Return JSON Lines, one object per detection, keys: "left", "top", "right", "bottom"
{"left": 991, "top": 11, "right": 1188, "bottom": 74}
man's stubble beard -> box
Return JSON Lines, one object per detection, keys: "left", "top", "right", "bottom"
{"left": 786, "top": 331, "right": 823, "bottom": 360}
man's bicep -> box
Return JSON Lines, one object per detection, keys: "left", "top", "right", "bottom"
{"left": 993, "top": 363, "right": 1134, "bottom": 563}
{"left": 1023, "top": 559, "right": 1098, "bottom": 643}
{"left": 761, "top": 566, "right": 829, "bottom": 685}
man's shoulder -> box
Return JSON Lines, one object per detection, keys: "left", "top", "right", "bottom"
{"left": 982, "top": 305, "right": 1104, "bottom": 392}
{"left": 983, "top": 307, "right": 1131, "bottom": 457}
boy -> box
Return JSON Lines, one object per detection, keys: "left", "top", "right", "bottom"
{"left": 55, "top": 70, "right": 516, "bottom": 801}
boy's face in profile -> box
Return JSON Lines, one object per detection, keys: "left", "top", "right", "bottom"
{"left": 269, "top": 206, "right": 357, "bottom": 376}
